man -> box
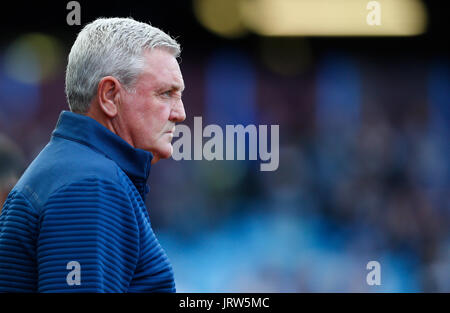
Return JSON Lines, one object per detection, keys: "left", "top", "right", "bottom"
{"left": 0, "top": 17, "right": 185, "bottom": 292}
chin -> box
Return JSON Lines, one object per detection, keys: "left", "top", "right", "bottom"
{"left": 154, "top": 145, "right": 173, "bottom": 160}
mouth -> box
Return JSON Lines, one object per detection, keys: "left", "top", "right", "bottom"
{"left": 165, "top": 126, "right": 176, "bottom": 134}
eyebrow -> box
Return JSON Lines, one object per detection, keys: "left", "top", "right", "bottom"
{"left": 167, "top": 83, "right": 185, "bottom": 93}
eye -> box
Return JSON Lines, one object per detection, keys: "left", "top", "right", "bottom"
{"left": 161, "top": 89, "right": 173, "bottom": 99}
{"left": 161, "top": 90, "right": 174, "bottom": 98}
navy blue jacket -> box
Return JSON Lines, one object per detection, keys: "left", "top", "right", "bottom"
{"left": 0, "top": 111, "right": 176, "bottom": 292}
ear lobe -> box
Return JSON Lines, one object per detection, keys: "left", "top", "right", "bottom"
{"left": 97, "top": 76, "right": 121, "bottom": 118}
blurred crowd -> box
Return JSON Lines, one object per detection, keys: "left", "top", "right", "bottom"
{"left": 149, "top": 51, "right": 449, "bottom": 292}
{"left": 0, "top": 41, "right": 448, "bottom": 291}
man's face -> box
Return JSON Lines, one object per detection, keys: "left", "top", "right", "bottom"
{"left": 117, "top": 48, "right": 185, "bottom": 160}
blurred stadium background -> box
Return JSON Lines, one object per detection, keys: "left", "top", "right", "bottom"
{"left": 0, "top": 0, "right": 448, "bottom": 292}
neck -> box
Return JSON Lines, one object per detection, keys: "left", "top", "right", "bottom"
{"left": 84, "top": 105, "right": 135, "bottom": 149}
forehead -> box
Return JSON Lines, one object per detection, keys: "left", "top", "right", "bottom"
{"left": 138, "top": 49, "right": 184, "bottom": 90}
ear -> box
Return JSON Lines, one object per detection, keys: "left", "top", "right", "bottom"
{"left": 96, "top": 76, "right": 122, "bottom": 118}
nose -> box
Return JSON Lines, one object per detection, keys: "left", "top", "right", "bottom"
{"left": 170, "top": 99, "right": 186, "bottom": 123}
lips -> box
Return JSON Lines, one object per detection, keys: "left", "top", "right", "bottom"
{"left": 166, "top": 126, "right": 175, "bottom": 134}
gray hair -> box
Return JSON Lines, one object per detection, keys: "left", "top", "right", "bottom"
{"left": 65, "top": 17, "right": 181, "bottom": 113}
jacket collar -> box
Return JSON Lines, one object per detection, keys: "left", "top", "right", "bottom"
{"left": 52, "top": 111, "right": 153, "bottom": 183}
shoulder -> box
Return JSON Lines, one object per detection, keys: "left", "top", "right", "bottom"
{"left": 42, "top": 176, "right": 136, "bottom": 224}
{"left": 13, "top": 136, "right": 127, "bottom": 211}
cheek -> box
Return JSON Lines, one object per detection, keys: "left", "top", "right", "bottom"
{"left": 138, "top": 102, "right": 170, "bottom": 140}
{"left": 120, "top": 96, "right": 153, "bottom": 138}
{"left": 124, "top": 93, "right": 171, "bottom": 135}
{"left": 151, "top": 102, "right": 171, "bottom": 127}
